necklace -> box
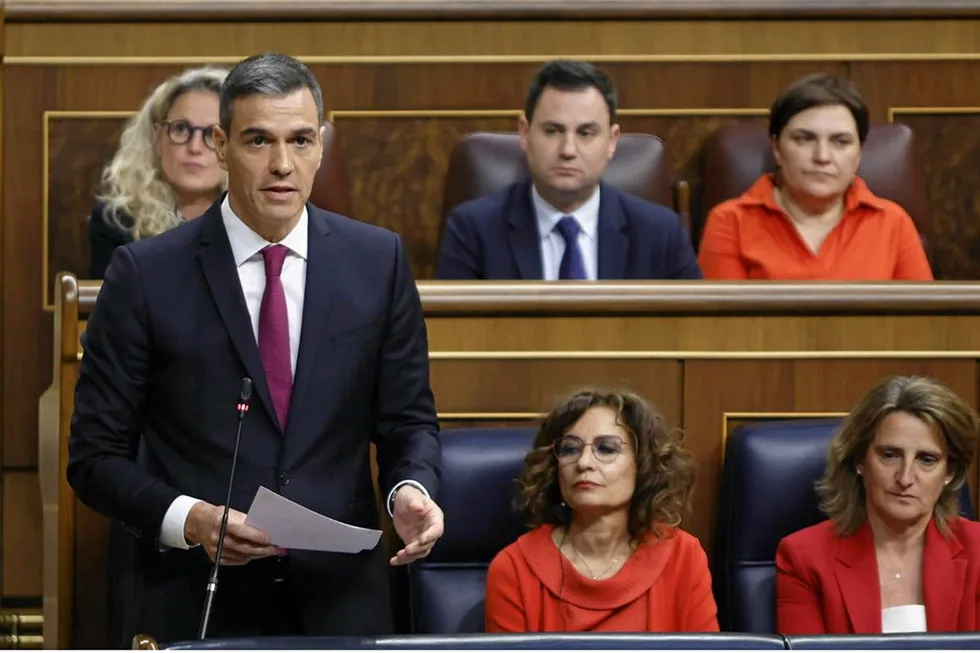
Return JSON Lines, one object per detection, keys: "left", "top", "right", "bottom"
{"left": 561, "top": 532, "right": 636, "bottom": 580}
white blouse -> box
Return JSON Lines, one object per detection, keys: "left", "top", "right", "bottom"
{"left": 882, "top": 604, "right": 927, "bottom": 633}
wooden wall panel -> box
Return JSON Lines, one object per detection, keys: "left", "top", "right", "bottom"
{"left": 431, "top": 359, "right": 682, "bottom": 426}
{"left": 2, "top": 472, "right": 42, "bottom": 597}
{"left": 889, "top": 112, "right": 980, "bottom": 281}
{"left": 46, "top": 115, "right": 125, "bottom": 301}
{"left": 8, "top": 20, "right": 980, "bottom": 59}
{"left": 335, "top": 115, "right": 515, "bottom": 278}
{"left": 682, "top": 359, "right": 979, "bottom": 551}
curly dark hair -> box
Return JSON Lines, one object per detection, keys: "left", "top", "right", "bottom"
{"left": 514, "top": 388, "right": 696, "bottom": 542}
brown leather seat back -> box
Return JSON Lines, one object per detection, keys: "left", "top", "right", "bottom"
{"left": 309, "top": 120, "right": 352, "bottom": 216}
{"left": 700, "top": 122, "right": 930, "bottom": 243}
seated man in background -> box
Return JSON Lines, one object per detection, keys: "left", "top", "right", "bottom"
{"left": 485, "top": 388, "right": 718, "bottom": 632}
{"left": 436, "top": 60, "right": 701, "bottom": 281}
{"left": 776, "top": 375, "right": 980, "bottom": 634}
{"left": 90, "top": 66, "right": 228, "bottom": 279}
{"left": 698, "top": 74, "right": 933, "bottom": 281}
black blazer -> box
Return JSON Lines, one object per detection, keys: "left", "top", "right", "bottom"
{"left": 68, "top": 197, "right": 441, "bottom": 643}
{"left": 88, "top": 202, "right": 134, "bottom": 280}
{"left": 436, "top": 180, "right": 702, "bottom": 280}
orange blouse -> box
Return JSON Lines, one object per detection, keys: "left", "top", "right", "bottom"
{"left": 698, "top": 175, "right": 933, "bottom": 281}
{"left": 484, "top": 524, "right": 719, "bottom": 633}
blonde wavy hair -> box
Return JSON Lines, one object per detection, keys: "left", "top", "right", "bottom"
{"left": 98, "top": 66, "right": 229, "bottom": 239}
{"left": 818, "top": 375, "right": 979, "bottom": 537}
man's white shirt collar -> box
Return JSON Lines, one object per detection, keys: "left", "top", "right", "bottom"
{"left": 220, "top": 194, "right": 309, "bottom": 266}
{"left": 531, "top": 184, "right": 601, "bottom": 241}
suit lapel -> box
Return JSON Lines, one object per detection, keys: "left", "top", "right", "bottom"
{"left": 287, "top": 207, "right": 338, "bottom": 435}
{"left": 835, "top": 523, "right": 882, "bottom": 633}
{"left": 507, "top": 181, "right": 544, "bottom": 280}
{"left": 197, "top": 204, "right": 278, "bottom": 428}
{"left": 923, "top": 518, "right": 966, "bottom": 631}
{"left": 596, "top": 183, "right": 628, "bottom": 279}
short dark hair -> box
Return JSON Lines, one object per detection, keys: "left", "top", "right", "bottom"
{"left": 524, "top": 59, "right": 618, "bottom": 125}
{"left": 219, "top": 52, "right": 324, "bottom": 134}
{"left": 514, "top": 388, "right": 696, "bottom": 542}
{"left": 769, "top": 73, "right": 869, "bottom": 143}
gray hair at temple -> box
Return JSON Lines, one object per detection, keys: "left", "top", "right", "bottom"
{"left": 219, "top": 52, "right": 324, "bottom": 134}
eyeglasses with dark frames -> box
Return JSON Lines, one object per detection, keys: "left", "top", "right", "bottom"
{"left": 159, "top": 120, "right": 217, "bottom": 150}
{"left": 553, "top": 435, "right": 627, "bottom": 464}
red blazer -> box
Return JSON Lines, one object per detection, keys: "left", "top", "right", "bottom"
{"left": 776, "top": 517, "right": 980, "bottom": 634}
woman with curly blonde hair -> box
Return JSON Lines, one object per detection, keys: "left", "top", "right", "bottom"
{"left": 485, "top": 388, "right": 718, "bottom": 633}
{"left": 89, "top": 65, "right": 228, "bottom": 278}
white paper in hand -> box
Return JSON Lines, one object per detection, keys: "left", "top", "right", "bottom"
{"left": 244, "top": 486, "right": 382, "bottom": 553}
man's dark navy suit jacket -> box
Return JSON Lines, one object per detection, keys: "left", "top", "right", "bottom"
{"left": 436, "top": 180, "right": 702, "bottom": 280}
{"left": 68, "top": 197, "right": 441, "bottom": 644}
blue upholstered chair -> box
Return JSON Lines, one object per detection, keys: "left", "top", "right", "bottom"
{"left": 407, "top": 427, "right": 538, "bottom": 634}
{"left": 713, "top": 417, "right": 975, "bottom": 633}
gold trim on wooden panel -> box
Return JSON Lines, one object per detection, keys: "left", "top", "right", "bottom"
{"left": 41, "top": 110, "right": 137, "bottom": 311}
{"left": 888, "top": 106, "right": 980, "bottom": 122}
{"left": 721, "top": 411, "right": 847, "bottom": 457}
{"left": 438, "top": 412, "right": 544, "bottom": 420}
{"left": 327, "top": 108, "right": 767, "bottom": 122}
{"left": 430, "top": 351, "right": 980, "bottom": 359}
{"left": 11, "top": 53, "right": 980, "bottom": 66}
{"left": 328, "top": 109, "right": 520, "bottom": 120}
{"left": 77, "top": 350, "right": 980, "bottom": 362}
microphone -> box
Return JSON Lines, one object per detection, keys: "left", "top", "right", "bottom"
{"left": 198, "top": 377, "right": 253, "bottom": 640}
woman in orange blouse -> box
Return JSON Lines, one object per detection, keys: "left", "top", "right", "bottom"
{"left": 699, "top": 74, "right": 933, "bottom": 280}
{"left": 484, "top": 388, "right": 718, "bottom": 633}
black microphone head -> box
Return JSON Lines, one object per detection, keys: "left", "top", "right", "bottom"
{"left": 239, "top": 378, "right": 253, "bottom": 402}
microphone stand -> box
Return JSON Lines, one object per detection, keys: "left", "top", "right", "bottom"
{"left": 198, "top": 378, "right": 253, "bottom": 640}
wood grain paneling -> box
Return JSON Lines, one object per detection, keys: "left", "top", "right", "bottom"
{"left": 2, "top": 472, "right": 42, "bottom": 597}
{"left": 890, "top": 112, "right": 980, "bottom": 281}
{"left": 8, "top": 1, "right": 980, "bottom": 21}
{"left": 9, "top": 21, "right": 980, "bottom": 59}
{"left": 682, "top": 359, "right": 979, "bottom": 551}
{"left": 335, "top": 115, "right": 515, "bottom": 278}
{"left": 46, "top": 114, "right": 125, "bottom": 303}
{"left": 431, "top": 359, "right": 682, "bottom": 425}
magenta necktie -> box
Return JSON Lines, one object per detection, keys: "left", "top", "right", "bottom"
{"left": 259, "top": 245, "right": 292, "bottom": 430}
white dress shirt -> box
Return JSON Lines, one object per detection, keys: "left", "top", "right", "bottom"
{"left": 882, "top": 604, "right": 927, "bottom": 633}
{"left": 159, "top": 197, "right": 427, "bottom": 549}
{"left": 532, "top": 184, "right": 601, "bottom": 281}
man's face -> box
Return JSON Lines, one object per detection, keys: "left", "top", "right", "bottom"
{"left": 519, "top": 86, "right": 619, "bottom": 209}
{"left": 213, "top": 88, "right": 325, "bottom": 240}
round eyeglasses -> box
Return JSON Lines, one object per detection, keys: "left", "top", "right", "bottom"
{"left": 160, "top": 120, "right": 217, "bottom": 150}
{"left": 553, "top": 435, "right": 627, "bottom": 464}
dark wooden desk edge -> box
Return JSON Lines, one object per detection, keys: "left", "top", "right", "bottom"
{"left": 8, "top": 0, "right": 980, "bottom": 22}
{"left": 73, "top": 280, "right": 980, "bottom": 317}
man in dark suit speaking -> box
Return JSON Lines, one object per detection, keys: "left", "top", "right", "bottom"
{"left": 436, "top": 60, "right": 701, "bottom": 281}
{"left": 68, "top": 52, "right": 443, "bottom": 645}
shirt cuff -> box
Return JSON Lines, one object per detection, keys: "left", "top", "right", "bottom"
{"left": 386, "top": 480, "right": 429, "bottom": 517}
{"left": 159, "top": 495, "right": 203, "bottom": 551}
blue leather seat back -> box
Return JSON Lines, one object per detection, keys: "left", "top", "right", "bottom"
{"left": 408, "top": 427, "right": 537, "bottom": 634}
{"left": 714, "top": 418, "right": 975, "bottom": 633}
{"left": 785, "top": 633, "right": 980, "bottom": 649}
{"left": 166, "top": 633, "right": 788, "bottom": 649}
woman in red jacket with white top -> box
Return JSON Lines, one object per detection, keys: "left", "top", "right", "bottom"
{"left": 776, "top": 375, "right": 980, "bottom": 634}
